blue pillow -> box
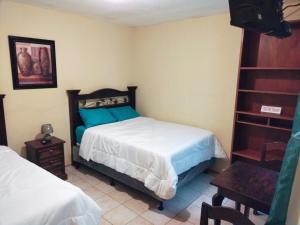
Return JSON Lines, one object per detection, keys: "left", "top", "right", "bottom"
{"left": 79, "top": 108, "right": 117, "bottom": 128}
{"left": 75, "top": 126, "right": 86, "bottom": 144}
{"left": 108, "top": 106, "right": 140, "bottom": 121}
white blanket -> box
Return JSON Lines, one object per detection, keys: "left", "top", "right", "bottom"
{"left": 80, "top": 117, "right": 226, "bottom": 200}
{"left": 0, "top": 146, "right": 101, "bottom": 225}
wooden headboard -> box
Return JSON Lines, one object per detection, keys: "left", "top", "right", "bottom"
{"left": 67, "top": 86, "right": 137, "bottom": 147}
{"left": 0, "top": 95, "right": 7, "bottom": 146}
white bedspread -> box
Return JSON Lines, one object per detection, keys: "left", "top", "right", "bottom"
{"left": 0, "top": 146, "right": 101, "bottom": 225}
{"left": 80, "top": 117, "right": 226, "bottom": 199}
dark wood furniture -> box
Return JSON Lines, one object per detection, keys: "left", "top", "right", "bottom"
{"left": 260, "top": 141, "right": 286, "bottom": 171}
{"left": 25, "top": 137, "right": 67, "bottom": 180}
{"left": 200, "top": 202, "right": 255, "bottom": 225}
{"left": 232, "top": 20, "right": 300, "bottom": 170}
{"left": 210, "top": 161, "right": 278, "bottom": 225}
{"left": 0, "top": 95, "right": 7, "bottom": 146}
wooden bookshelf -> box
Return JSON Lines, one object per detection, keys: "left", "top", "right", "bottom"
{"left": 231, "top": 20, "right": 300, "bottom": 171}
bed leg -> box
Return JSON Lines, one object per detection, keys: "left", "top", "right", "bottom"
{"left": 158, "top": 201, "right": 164, "bottom": 211}
{"left": 110, "top": 179, "right": 116, "bottom": 186}
{"left": 74, "top": 163, "right": 80, "bottom": 169}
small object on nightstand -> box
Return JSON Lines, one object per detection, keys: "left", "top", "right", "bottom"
{"left": 25, "top": 136, "right": 68, "bottom": 180}
{"left": 41, "top": 124, "right": 54, "bottom": 145}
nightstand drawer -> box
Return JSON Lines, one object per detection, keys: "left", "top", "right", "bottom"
{"left": 39, "top": 157, "right": 64, "bottom": 171}
{"left": 38, "top": 145, "right": 62, "bottom": 160}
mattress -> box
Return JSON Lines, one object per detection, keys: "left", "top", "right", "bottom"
{"left": 80, "top": 117, "right": 226, "bottom": 199}
{"left": 0, "top": 146, "right": 101, "bottom": 225}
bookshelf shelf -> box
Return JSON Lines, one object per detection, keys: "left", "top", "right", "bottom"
{"left": 236, "top": 110, "right": 294, "bottom": 121}
{"left": 236, "top": 120, "right": 292, "bottom": 132}
{"left": 240, "top": 67, "right": 300, "bottom": 71}
{"left": 232, "top": 149, "right": 261, "bottom": 161}
{"left": 231, "top": 20, "right": 300, "bottom": 171}
{"left": 238, "top": 89, "right": 299, "bottom": 96}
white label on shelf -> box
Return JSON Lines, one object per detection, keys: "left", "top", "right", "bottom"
{"left": 261, "top": 105, "right": 282, "bottom": 115}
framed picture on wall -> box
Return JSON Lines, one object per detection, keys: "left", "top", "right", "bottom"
{"left": 8, "top": 36, "right": 57, "bottom": 89}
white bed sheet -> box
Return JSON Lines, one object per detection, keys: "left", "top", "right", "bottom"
{"left": 80, "top": 117, "right": 226, "bottom": 200}
{"left": 0, "top": 146, "right": 101, "bottom": 225}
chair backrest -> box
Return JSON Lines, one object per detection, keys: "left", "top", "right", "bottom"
{"left": 200, "top": 202, "right": 255, "bottom": 225}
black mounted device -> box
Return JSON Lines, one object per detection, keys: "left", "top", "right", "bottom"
{"left": 228, "top": 0, "right": 292, "bottom": 38}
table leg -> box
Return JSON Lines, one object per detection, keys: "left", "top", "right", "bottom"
{"left": 212, "top": 192, "right": 224, "bottom": 225}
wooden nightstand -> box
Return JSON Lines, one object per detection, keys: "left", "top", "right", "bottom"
{"left": 25, "top": 136, "right": 67, "bottom": 180}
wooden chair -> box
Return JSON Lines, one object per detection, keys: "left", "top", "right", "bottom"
{"left": 200, "top": 202, "right": 255, "bottom": 225}
{"left": 260, "top": 142, "right": 286, "bottom": 171}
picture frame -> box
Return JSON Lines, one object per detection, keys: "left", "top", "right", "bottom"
{"left": 8, "top": 36, "right": 57, "bottom": 89}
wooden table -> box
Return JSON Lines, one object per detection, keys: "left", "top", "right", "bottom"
{"left": 210, "top": 161, "right": 278, "bottom": 225}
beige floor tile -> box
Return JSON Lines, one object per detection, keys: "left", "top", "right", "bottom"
{"left": 141, "top": 208, "right": 174, "bottom": 225}
{"left": 104, "top": 205, "right": 137, "bottom": 225}
{"left": 65, "top": 165, "right": 77, "bottom": 175}
{"left": 69, "top": 168, "right": 268, "bottom": 225}
{"left": 83, "top": 186, "right": 106, "bottom": 200}
{"left": 126, "top": 216, "right": 153, "bottom": 225}
{"left": 123, "top": 196, "right": 156, "bottom": 214}
{"left": 106, "top": 188, "right": 133, "bottom": 203}
{"left": 175, "top": 204, "right": 202, "bottom": 224}
{"left": 69, "top": 177, "right": 93, "bottom": 190}
{"left": 94, "top": 181, "right": 117, "bottom": 194}
{"left": 96, "top": 195, "right": 121, "bottom": 214}
{"left": 166, "top": 218, "right": 194, "bottom": 225}
{"left": 101, "top": 218, "right": 112, "bottom": 225}
{"left": 67, "top": 174, "right": 82, "bottom": 183}
{"left": 83, "top": 174, "right": 105, "bottom": 185}
{"left": 73, "top": 169, "right": 89, "bottom": 179}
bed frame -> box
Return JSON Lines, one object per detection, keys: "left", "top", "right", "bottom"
{"left": 0, "top": 95, "right": 7, "bottom": 146}
{"left": 67, "top": 86, "right": 212, "bottom": 210}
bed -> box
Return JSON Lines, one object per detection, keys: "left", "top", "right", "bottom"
{"left": 0, "top": 95, "right": 101, "bottom": 225}
{"left": 0, "top": 95, "right": 7, "bottom": 146}
{"left": 67, "top": 86, "right": 226, "bottom": 209}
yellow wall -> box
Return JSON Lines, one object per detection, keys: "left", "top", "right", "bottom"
{"left": 132, "top": 14, "right": 242, "bottom": 170}
{"left": 0, "top": 1, "right": 133, "bottom": 164}
{"left": 132, "top": 14, "right": 299, "bottom": 225}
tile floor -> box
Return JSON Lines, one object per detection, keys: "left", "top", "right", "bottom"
{"left": 66, "top": 166, "right": 268, "bottom": 225}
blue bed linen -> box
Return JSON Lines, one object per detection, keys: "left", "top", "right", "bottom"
{"left": 171, "top": 134, "right": 218, "bottom": 175}
{"left": 79, "top": 108, "right": 117, "bottom": 128}
{"left": 76, "top": 126, "right": 86, "bottom": 144}
{"left": 108, "top": 106, "right": 140, "bottom": 121}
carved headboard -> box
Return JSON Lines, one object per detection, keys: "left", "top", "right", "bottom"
{"left": 0, "top": 95, "right": 7, "bottom": 146}
{"left": 67, "top": 86, "right": 137, "bottom": 147}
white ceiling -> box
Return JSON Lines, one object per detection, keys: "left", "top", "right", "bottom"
{"left": 9, "top": 0, "right": 229, "bottom": 26}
